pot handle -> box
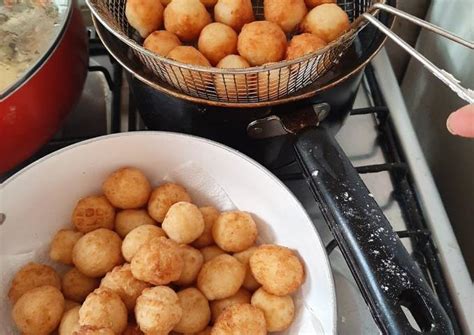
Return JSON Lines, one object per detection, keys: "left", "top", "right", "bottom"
{"left": 294, "top": 126, "right": 453, "bottom": 335}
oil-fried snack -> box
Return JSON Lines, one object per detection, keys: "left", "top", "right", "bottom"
{"left": 73, "top": 325, "right": 115, "bottom": 335}
{"left": 301, "top": 3, "right": 350, "bottom": 43}
{"left": 63, "top": 268, "right": 100, "bottom": 302}
{"left": 212, "top": 211, "right": 257, "bottom": 252}
{"left": 65, "top": 299, "right": 81, "bottom": 312}
{"left": 233, "top": 247, "right": 260, "bottom": 291}
{"left": 304, "top": 0, "right": 335, "bottom": 9}
{"left": 174, "top": 245, "right": 204, "bottom": 286}
{"left": 126, "top": 0, "right": 163, "bottom": 38}
{"left": 286, "top": 33, "right": 327, "bottom": 60}
{"left": 122, "top": 224, "right": 167, "bottom": 262}
{"left": 211, "top": 303, "right": 266, "bottom": 335}
{"left": 50, "top": 229, "right": 84, "bottom": 264}
{"left": 59, "top": 306, "right": 81, "bottom": 335}
{"left": 162, "top": 202, "right": 205, "bottom": 244}
{"left": 210, "top": 288, "right": 251, "bottom": 323}
{"left": 147, "top": 183, "right": 191, "bottom": 222}
{"left": 193, "top": 206, "right": 220, "bottom": 248}
{"left": 198, "top": 23, "right": 238, "bottom": 66}
{"left": 214, "top": 0, "right": 254, "bottom": 32}
{"left": 144, "top": 30, "right": 182, "bottom": 57}
{"left": 214, "top": 55, "right": 251, "bottom": 102}
{"left": 72, "top": 195, "right": 115, "bottom": 233}
{"left": 164, "top": 0, "right": 211, "bottom": 41}
{"left": 173, "top": 287, "right": 211, "bottom": 333}
{"left": 115, "top": 209, "right": 157, "bottom": 238}
{"left": 251, "top": 287, "right": 295, "bottom": 331}
{"left": 200, "top": 245, "right": 226, "bottom": 262}
{"left": 264, "top": 0, "right": 307, "bottom": 33}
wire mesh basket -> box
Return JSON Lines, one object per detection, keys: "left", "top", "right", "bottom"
{"left": 87, "top": 0, "right": 380, "bottom": 103}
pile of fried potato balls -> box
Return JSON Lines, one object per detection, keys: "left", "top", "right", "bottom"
{"left": 8, "top": 167, "right": 306, "bottom": 334}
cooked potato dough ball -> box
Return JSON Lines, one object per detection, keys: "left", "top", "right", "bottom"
{"left": 65, "top": 299, "right": 81, "bottom": 312}
{"left": 123, "top": 322, "right": 144, "bottom": 335}
{"left": 162, "top": 202, "right": 205, "bottom": 244}
{"left": 160, "top": 0, "right": 171, "bottom": 6}
{"left": 200, "top": 245, "right": 226, "bottom": 262}
{"left": 264, "top": 0, "right": 307, "bottom": 33}
{"left": 197, "top": 254, "right": 245, "bottom": 300}
{"left": 200, "top": 0, "right": 217, "bottom": 7}
{"left": 100, "top": 264, "right": 151, "bottom": 311}
{"left": 212, "top": 211, "right": 257, "bottom": 252}
{"left": 256, "top": 63, "right": 291, "bottom": 99}
{"left": 164, "top": 0, "right": 211, "bottom": 41}
{"left": 198, "top": 23, "right": 238, "bottom": 66}
{"left": 237, "top": 21, "right": 287, "bottom": 66}
{"left": 72, "top": 228, "right": 123, "bottom": 277}
{"left": 59, "top": 306, "right": 81, "bottom": 335}
{"left": 233, "top": 247, "right": 260, "bottom": 291}
{"left": 12, "top": 285, "right": 64, "bottom": 335}
{"left": 74, "top": 325, "right": 115, "bottom": 335}
{"left": 214, "top": 55, "right": 251, "bottom": 102}
{"left": 249, "top": 244, "right": 304, "bottom": 296}
{"left": 102, "top": 167, "right": 151, "bottom": 209}
{"left": 286, "top": 33, "right": 327, "bottom": 60}
{"left": 126, "top": 0, "right": 163, "bottom": 38}
{"left": 214, "top": 0, "right": 254, "bottom": 32}
{"left": 63, "top": 268, "right": 100, "bottom": 302}
{"left": 305, "top": 0, "right": 335, "bottom": 8}
{"left": 193, "top": 206, "right": 220, "bottom": 248}
{"left": 251, "top": 287, "right": 295, "bottom": 331}
{"left": 131, "top": 237, "right": 184, "bottom": 285}
{"left": 72, "top": 195, "right": 115, "bottom": 233}
{"left": 135, "top": 286, "right": 183, "bottom": 334}
{"left": 174, "top": 245, "right": 204, "bottom": 286}
{"left": 122, "top": 224, "right": 167, "bottom": 262}
{"left": 173, "top": 288, "right": 211, "bottom": 333}
{"left": 50, "top": 229, "right": 84, "bottom": 264}
{"left": 301, "top": 3, "right": 350, "bottom": 43}
{"left": 144, "top": 30, "right": 182, "bottom": 57}
{"left": 148, "top": 183, "right": 192, "bottom": 222}
{"left": 79, "top": 288, "right": 127, "bottom": 334}
{"left": 115, "top": 209, "right": 157, "bottom": 238}
{"left": 167, "top": 46, "right": 211, "bottom": 67}
{"left": 212, "top": 303, "right": 266, "bottom": 335}
{"left": 210, "top": 288, "right": 251, "bottom": 323}
{"left": 194, "top": 326, "right": 212, "bottom": 335}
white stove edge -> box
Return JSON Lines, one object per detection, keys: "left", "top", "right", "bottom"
{"left": 372, "top": 49, "right": 473, "bottom": 334}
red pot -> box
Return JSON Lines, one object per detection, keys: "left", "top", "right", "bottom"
{"left": 0, "top": 0, "right": 88, "bottom": 173}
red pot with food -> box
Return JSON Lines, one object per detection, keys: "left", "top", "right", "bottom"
{"left": 0, "top": 0, "right": 88, "bottom": 173}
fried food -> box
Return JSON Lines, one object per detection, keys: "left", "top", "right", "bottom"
{"left": 59, "top": 306, "right": 81, "bottom": 335}
{"left": 164, "top": 0, "right": 211, "bottom": 41}
{"left": 210, "top": 288, "right": 251, "bottom": 323}
{"left": 192, "top": 206, "right": 220, "bottom": 248}
{"left": 147, "top": 183, "right": 192, "bottom": 222}
{"left": 167, "top": 46, "right": 211, "bottom": 67}
{"left": 264, "top": 0, "right": 307, "bottom": 33}
{"left": 200, "top": 245, "right": 226, "bottom": 262}
{"left": 74, "top": 326, "right": 115, "bottom": 335}
{"left": 173, "top": 288, "right": 211, "bottom": 333}
{"left": 304, "top": 0, "right": 335, "bottom": 9}
{"left": 212, "top": 211, "right": 257, "bottom": 252}
{"left": 286, "top": 33, "right": 327, "bottom": 60}
{"left": 123, "top": 322, "right": 144, "bottom": 335}
{"left": 174, "top": 245, "right": 204, "bottom": 286}
{"left": 162, "top": 202, "right": 205, "bottom": 244}
{"left": 102, "top": 167, "right": 151, "bottom": 209}
{"left": 212, "top": 303, "right": 266, "bottom": 335}
{"left": 65, "top": 299, "right": 81, "bottom": 312}
{"left": 122, "top": 224, "right": 167, "bottom": 262}
{"left": 72, "top": 195, "right": 115, "bottom": 233}
{"left": 126, "top": 0, "right": 164, "bottom": 38}
{"left": 115, "top": 209, "right": 156, "bottom": 238}
{"left": 143, "top": 30, "right": 182, "bottom": 57}
{"left": 233, "top": 247, "right": 260, "bottom": 291}
{"left": 214, "top": 0, "right": 254, "bottom": 32}
{"left": 251, "top": 287, "right": 295, "bottom": 331}
{"left": 301, "top": 3, "right": 350, "bottom": 43}
{"left": 198, "top": 22, "right": 238, "bottom": 66}
{"left": 49, "top": 229, "right": 84, "bottom": 264}
{"left": 214, "top": 55, "right": 251, "bottom": 101}
{"left": 63, "top": 268, "right": 100, "bottom": 302}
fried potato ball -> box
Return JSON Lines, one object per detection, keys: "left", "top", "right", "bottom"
{"left": 72, "top": 195, "right": 115, "bottom": 233}
{"left": 164, "top": 0, "right": 211, "bottom": 41}
{"left": 123, "top": 322, "right": 144, "bottom": 335}
{"left": 59, "top": 306, "right": 81, "bottom": 335}
{"left": 8, "top": 262, "right": 61, "bottom": 303}
{"left": 173, "top": 288, "right": 211, "bottom": 333}
{"left": 198, "top": 23, "right": 238, "bottom": 66}
{"left": 249, "top": 244, "right": 304, "bottom": 296}
{"left": 148, "top": 183, "right": 192, "bottom": 222}
{"left": 233, "top": 247, "right": 260, "bottom": 291}
{"left": 214, "top": 55, "right": 251, "bottom": 102}
{"left": 174, "top": 245, "right": 204, "bottom": 286}
{"left": 126, "top": 0, "right": 164, "bottom": 38}
{"left": 264, "top": 0, "right": 307, "bottom": 33}
{"left": 167, "top": 46, "right": 211, "bottom": 67}
{"left": 65, "top": 299, "right": 81, "bottom": 312}
{"left": 102, "top": 167, "right": 152, "bottom": 209}
{"left": 301, "top": 3, "right": 350, "bottom": 43}
{"left": 210, "top": 288, "right": 251, "bottom": 323}
{"left": 74, "top": 325, "right": 115, "bottom": 335}
{"left": 194, "top": 326, "right": 212, "bottom": 334}
{"left": 200, "top": 245, "right": 226, "bottom": 262}
{"left": 115, "top": 209, "right": 157, "bottom": 238}
{"left": 214, "top": 0, "right": 254, "bottom": 32}
{"left": 286, "top": 33, "right": 327, "bottom": 60}
{"left": 304, "top": 0, "right": 335, "bottom": 9}
{"left": 12, "top": 285, "right": 65, "bottom": 335}
{"left": 49, "top": 229, "right": 84, "bottom": 265}
{"left": 200, "top": 0, "right": 217, "bottom": 7}
{"left": 144, "top": 30, "right": 182, "bottom": 57}
{"left": 256, "top": 63, "right": 291, "bottom": 100}
{"left": 122, "top": 224, "right": 167, "bottom": 262}
{"left": 162, "top": 202, "right": 205, "bottom": 244}
{"left": 135, "top": 286, "right": 183, "bottom": 334}
{"left": 212, "top": 211, "right": 257, "bottom": 252}
{"left": 193, "top": 206, "right": 220, "bottom": 248}
{"left": 251, "top": 287, "right": 295, "bottom": 331}
{"left": 237, "top": 21, "right": 287, "bottom": 66}
{"left": 212, "top": 303, "right": 266, "bottom": 335}
{"left": 100, "top": 264, "right": 151, "bottom": 311}
{"left": 160, "top": 0, "right": 171, "bottom": 6}
{"left": 63, "top": 268, "right": 100, "bottom": 302}
{"left": 72, "top": 228, "right": 124, "bottom": 278}
{"left": 166, "top": 46, "right": 212, "bottom": 91}
{"left": 131, "top": 237, "right": 184, "bottom": 285}
{"left": 79, "top": 288, "right": 127, "bottom": 334}
{"left": 197, "top": 254, "right": 245, "bottom": 300}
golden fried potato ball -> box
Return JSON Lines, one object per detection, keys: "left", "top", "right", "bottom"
{"left": 164, "top": 0, "right": 211, "bottom": 41}
{"left": 194, "top": 326, "right": 212, "bottom": 334}
{"left": 131, "top": 237, "right": 184, "bottom": 285}
{"left": 200, "top": 0, "right": 217, "bottom": 7}
{"left": 50, "top": 229, "right": 84, "bottom": 264}
{"left": 212, "top": 303, "right": 266, "bottom": 335}
{"left": 123, "top": 322, "right": 144, "bottom": 335}
{"left": 198, "top": 23, "right": 238, "bottom": 66}
{"left": 167, "top": 46, "right": 211, "bottom": 67}
{"left": 79, "top": 288, "right": 127, "bottom": 334}
{"left": 115, "top": 209, "right": 157, "bottom": 238}
{"left": 251, "top": 287, "right": 295, "bottom": 331}
{"left": 197, "top": 254, "right": 245, "bottom": 300}
{"left": 286, "top": 33, "right": 327, "bottom": 60}
{"left": 59, "top": 306, "right": 81, "bottom": 335}
{"left": 249, "top": 244, "right": 304, "bottom": 296}
{"left": 210, "top": 288, "right": 251, "bottom": 323}
{"left": 135, "top": 286, "right": 183, "bottom": 334}
{"left": 144, "top": 30, "right": 182, "bottom": 57}
{"left": 102, "top": 167, "right": 152, "bottom": 209}
{"left": 264, "top": 0, "right": 307, "bottom": 33}
{"left": 192, "top": 206, "right": 220, "bottom": 248}
{"left": 100, "top": 264, "right": 151, "bottom": 311}
{"left": 148, "top": 183, "right": 192, "bottom": 222}
{"left": 63, "top": 268, "right": 100, "bottom": 302}
{"left": 174, "top": 245, "right": 204, "bottom": 286}
{"left": 126, "top": 0, "right": 164, "bottom": 38}
{"left": 72, "top": 195, "right": 115, "bottom": 233}
{"left": 212, "top": 211, "right": 257, "bottom": 252}
{"left": 200, "top": 245, "right": 226, "bottom": 262}
{"left": 301, "top": 3, "right": 350, "bottom": 43}
{"left": 256, "top": 63, "right": 291, "bottom": 100}
{"left": 237, "top": 21, "right": 287, "bottom": 66}
{"left": 122, "top": 224, "right": 167, "bottom": 262}
{"left": 233, "top": 247, "right": 260, "bottom": 291}
{"left": 74, "top": 325, "right": 115, "bottom": 335}
{"left": 214, "top": 55, "right": 251, "bottom": 102}
{"left": 173, "top": 288, "right": 211, "bottom": 333}
{"left": 65, "top": 299, "right": 81, "bottom": 312}
{"left": 8, "top": 262, "right": 61, "bottom": 303}
{"left": 214, "top": 0, "right": 254, "bottom": 32}
{"left": 160, "top": 0, "right": 171, "bottom": 6}
{"left": 304, "top": 0, "right": 335, "bottom": 9}
{"left": 12, "top": 285, "right": 64, "bottom": 335}
{"left": 162, "top": 202, "right": 205, "bottom": 244}
{"left": 72, "top": 228, "right": 124, "bottom": 278}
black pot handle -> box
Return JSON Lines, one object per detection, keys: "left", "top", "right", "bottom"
{"left": 294, "top": 126, "right": 453, "bottom": 335}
